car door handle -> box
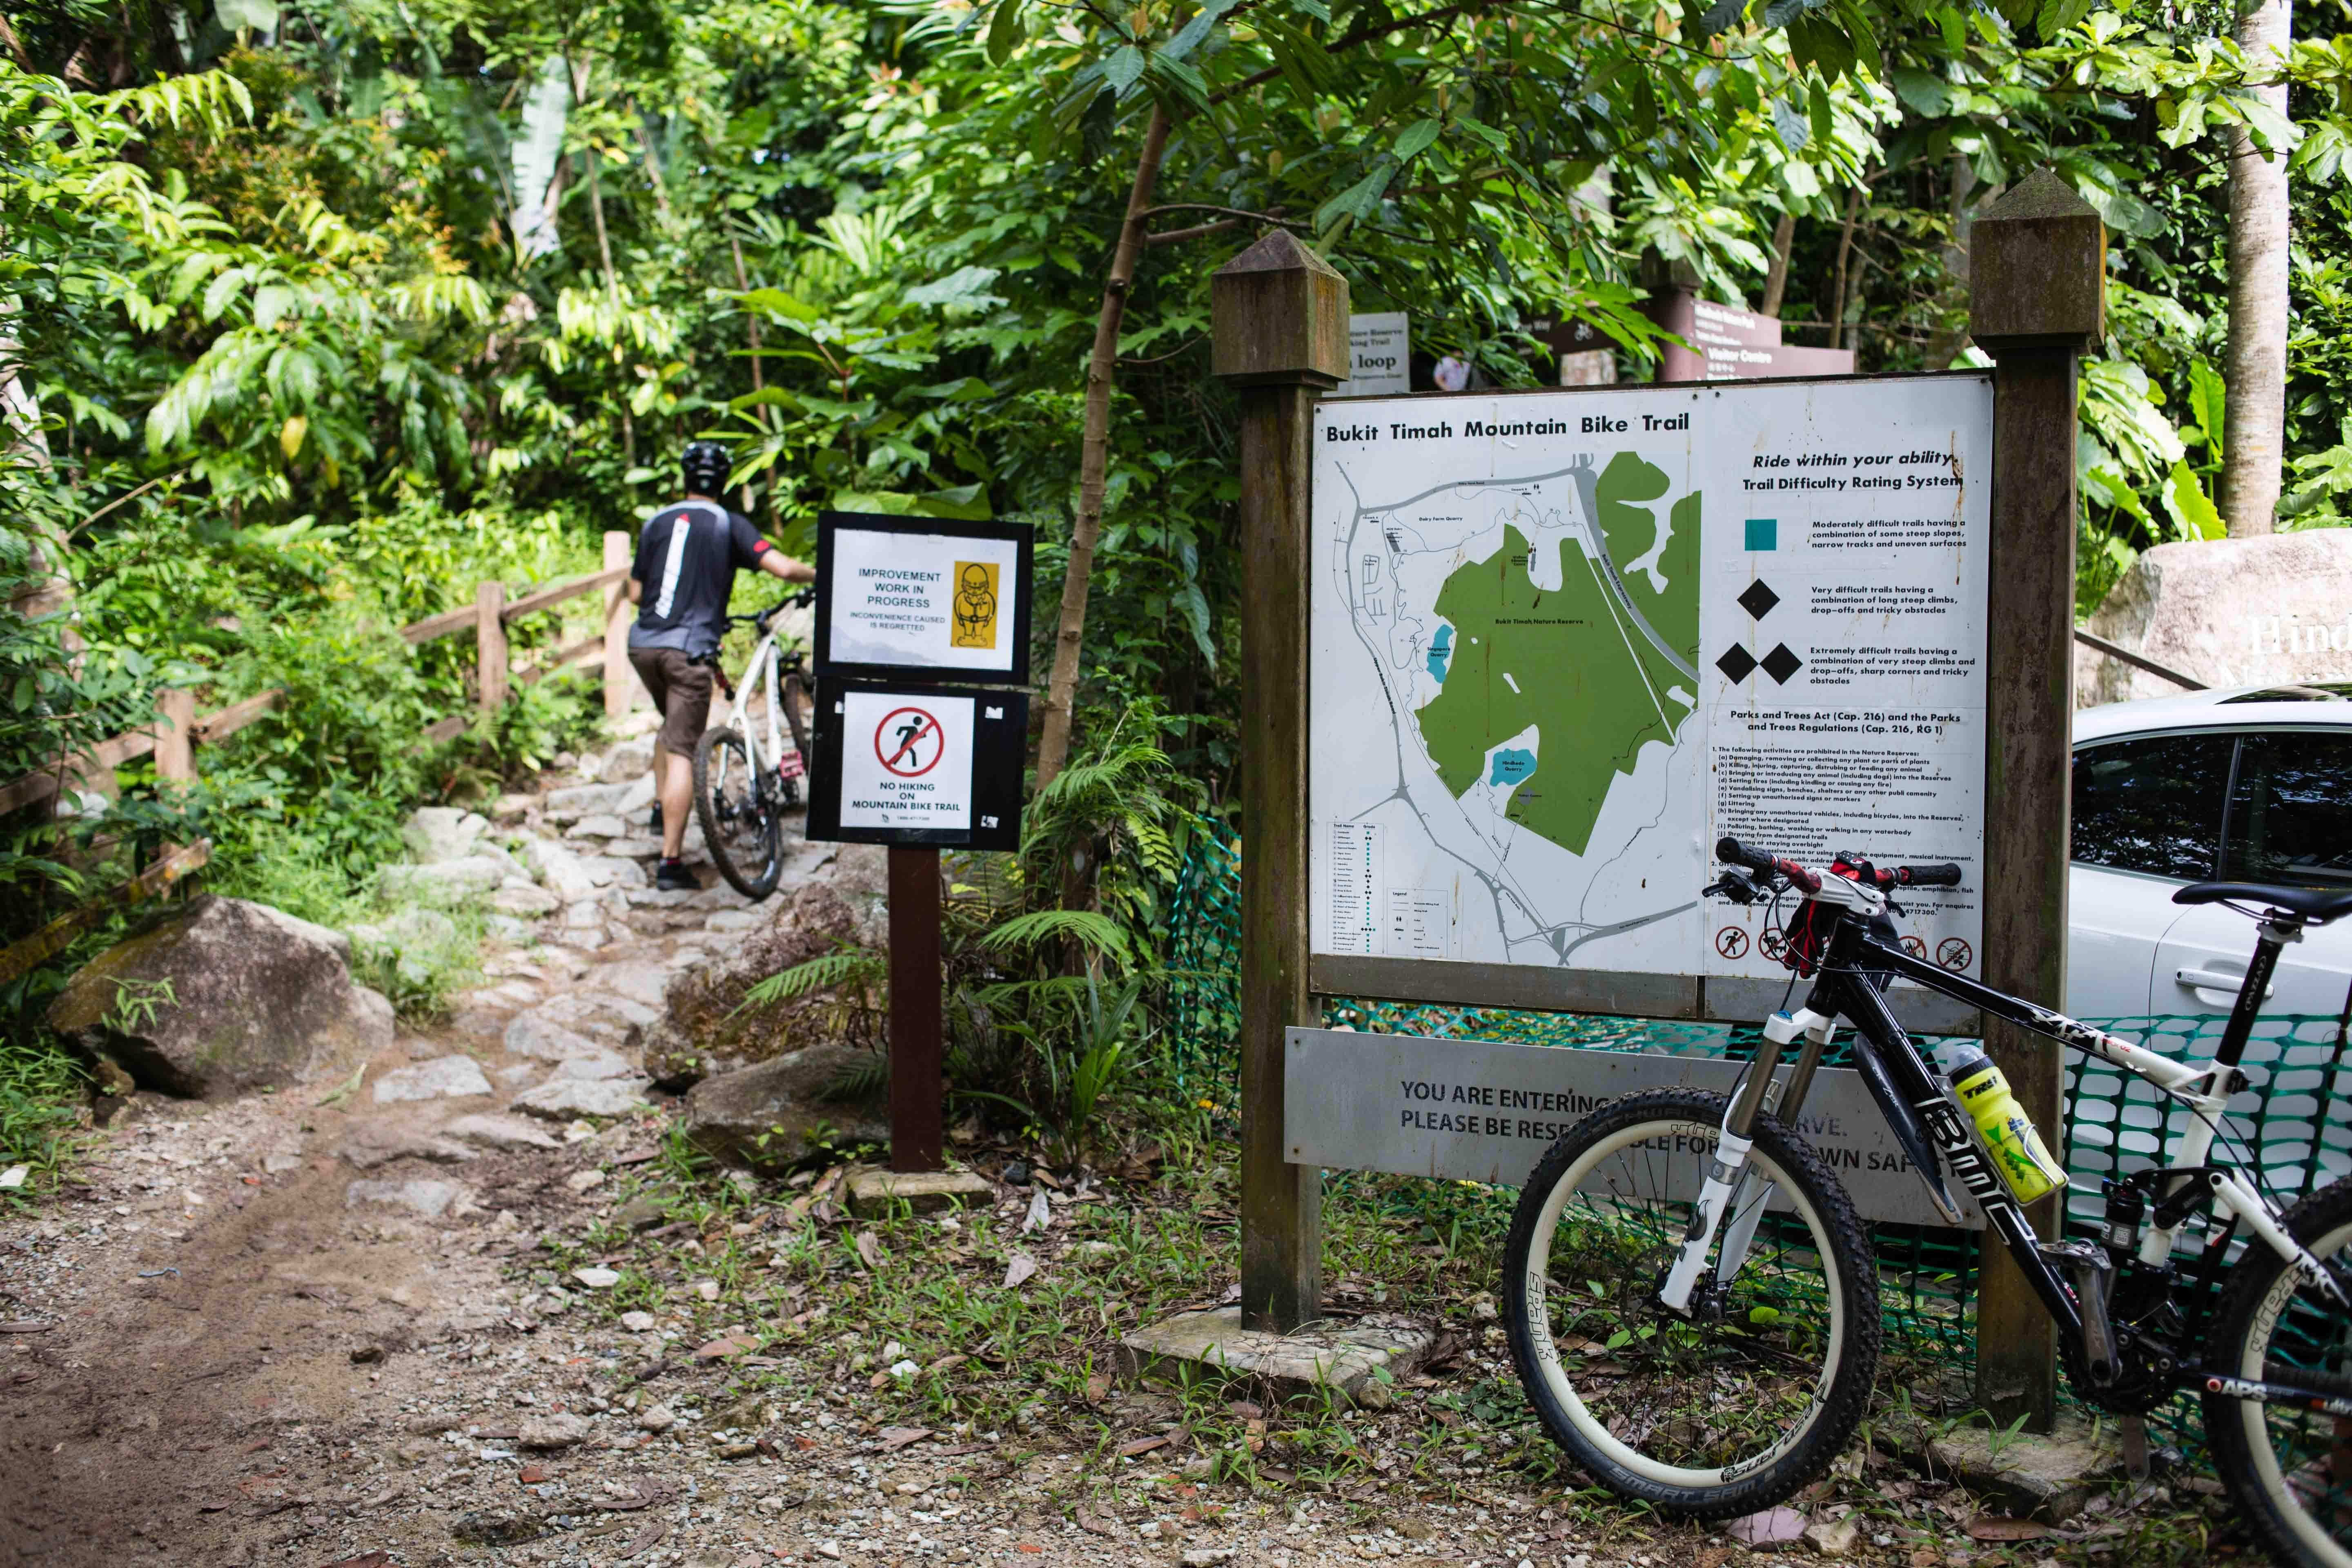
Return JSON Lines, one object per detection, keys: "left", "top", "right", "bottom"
{"left": 2176, "top": 967, "right": 2274, "bottom": 999}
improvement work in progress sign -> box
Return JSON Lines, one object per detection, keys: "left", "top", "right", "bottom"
{"left": 1307, "top": 374, "right": 1992, "bottom": 1020}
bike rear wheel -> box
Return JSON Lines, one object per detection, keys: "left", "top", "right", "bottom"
{"left": 2205, "top": 1174, "right": 2352, "bottom": 1568}
{"left": 1503, "top": 1087, "right": 1880, "bottom": 1519}
{"left": 693, "top": 725, "right": 783, "bottom": 900}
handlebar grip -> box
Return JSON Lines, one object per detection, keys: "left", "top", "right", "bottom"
{"left": 1715, "top": 836, "right": 1775, "bottom": 874}
{"left": 1897, "top": 863, "right": 1963, "bottom": 888}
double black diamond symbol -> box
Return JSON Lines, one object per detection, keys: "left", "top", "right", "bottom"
{"left": 1716, "top": 641, "right": 1804, "bottom": 685}
{"left": 1718, "top": 577, "right": 1800, "bottom": 684}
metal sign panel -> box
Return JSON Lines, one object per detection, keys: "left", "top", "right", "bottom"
{"left": 813, "top": 512, "right": 1034, "bottom": 686}
{"left": 806, "top": 678, "right": 1027, "bottom": 851}
{"left": 1284, "top": 1026, "right": 1984, "bottom": 1229}
{"left": 1309, "top": 373, "right": 1993, "bottom": 1025}
{"left": 1332, "top": 312, "right": 1410, "bottom": 398}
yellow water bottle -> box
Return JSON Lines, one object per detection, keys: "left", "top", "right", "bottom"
{"left": 1946, "top": 1049, "right": 2067, "bottom": 1203}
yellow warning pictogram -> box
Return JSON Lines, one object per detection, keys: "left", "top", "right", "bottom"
{"left": 951, "top": 560, "right": 999, "bottom": 648}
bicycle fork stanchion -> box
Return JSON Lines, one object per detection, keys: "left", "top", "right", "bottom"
{"left": 887, "top": 844, "right": 945, "bottom": 1173}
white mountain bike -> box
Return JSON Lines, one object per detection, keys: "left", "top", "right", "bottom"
{"left": 691, "top": 591, "right": 812, "bottom": 900}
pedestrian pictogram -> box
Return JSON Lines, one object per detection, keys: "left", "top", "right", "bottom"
{"left": 1715, "top": 927, "right": 1749, "bottom": 959}
{"left": 875, "top": 707, "right": 945, "bottom": 777}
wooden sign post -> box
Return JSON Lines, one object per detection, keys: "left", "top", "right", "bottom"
{"left": 1212, "top": 232, "right": 1349, "bottom": 1332}
{"left": 888, "top": 845, "right": 945, "bottom": 1172}
{"left": 1969, "top": 171, "right": 2106, "bottom": 1431}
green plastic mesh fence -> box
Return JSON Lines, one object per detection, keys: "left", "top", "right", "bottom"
{"left": 1167, "top": 828, "right": 2352, "bottom": 1448}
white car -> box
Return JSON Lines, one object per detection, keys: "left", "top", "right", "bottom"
{"left": 2068, "top": 682, "right": 2352, "bottom": 1020}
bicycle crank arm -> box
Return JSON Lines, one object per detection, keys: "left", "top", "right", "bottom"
{"left": 2195, "top": 1371, "right": 2352, "bottom": 1420}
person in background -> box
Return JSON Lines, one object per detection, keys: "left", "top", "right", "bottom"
{"left": 625, "top": 441, "right": 814, "bottom": 892}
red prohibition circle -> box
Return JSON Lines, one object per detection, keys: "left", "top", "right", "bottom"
{"left": 874, "top": 707, "right": 945, "bottom": 778}
{"left": 1937, "top": 937, "right": 1973, "bottom": 972}
{"left": 1715, "top": 927, "right": 1749, "bottom": 960}
{"left": 1902, "top": 935, "right": 1929, "bottom": 960}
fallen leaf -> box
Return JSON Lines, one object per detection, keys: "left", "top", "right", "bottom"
{"left": 1076, "top": 1507, "right": 1116, "bottom": 1537}
{"left": 1085, "top": 1373, "right": 1111, "bottom": 1404}
{"left": 879, "top": 1426, "right": 932, "bottom": 1451}
{"left": 1727, "top": 1506, "right": 1809, "bottom": 1546}
{"left": 518, "top": 1466, "right": 551, "bottom": 1485}
{"left": 929, "top": 1353, "right": 968, "bottom": 1376}
{"left": 619, "top": 1517, "right": 667, "bottom": 1559}
{"left": 614, "top": 1146, "right": 660, "bottom": 1165}
{"left": 854, "top": 1231, "right": 884, "bottom": 1271}
{"left": 1003, "top": 1251, "right": 1039, "bottom": 1289}
{"left": 1967, "top": 1517, "right": 2052, "bottom": 1542}
{"left": 1228, "top": 1400, "right": 1263, "bottom": 1420}
{"left": 1117, "top": 1434, "right": 1173, "bottom": 1458}
{"left": 694, "top": 1334, "right": 759, "bottom": 1362}
{"left": 1022, "top": 1190, "right": 1051, "bottom": 1232}
{"left": 319, "top": 1555, "right": 392, "bottom": 1568}
{"left": 1014, "top": 1546, "right": 1044, "bottom": 1555}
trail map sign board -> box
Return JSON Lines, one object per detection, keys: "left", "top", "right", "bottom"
{"left": 807, "top": 678, "right": 1026, "bottom": 851}
{"left": 814, "top": 512, "right": 1034, "bottom": 684}
{"left": 1309, "top": 374, "right": 1993, "bottom": 1024}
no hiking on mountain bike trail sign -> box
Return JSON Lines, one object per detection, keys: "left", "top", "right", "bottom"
{"left": 806, "top": 678, "right": 1027, "bottom": 852}
{"left": 1307, "top": 373, "right": 1993, "bottom": 1023}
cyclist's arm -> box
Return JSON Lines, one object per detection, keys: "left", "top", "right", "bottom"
{"left": 756, "top": 550, "right": 815, "bottom": 585}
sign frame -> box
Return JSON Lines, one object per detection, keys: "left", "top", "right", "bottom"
{"left": 806, "top": 676, "right": 1027, "bottom": 851}
{"left": 812, "top": 512, "right": 1036, "bottom": 687}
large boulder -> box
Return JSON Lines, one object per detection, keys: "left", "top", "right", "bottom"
{"left": 679, "top": 1042, "right": 889, "bottom": 1170}
{"left": 2076, "top": 532, "right": 2352, "bottom": 707}
{"left": 46, "top": 895, "right": 394, "bottom": 1098}
{"left": 638, "top": 844, "right": 889, "bottom": 1087}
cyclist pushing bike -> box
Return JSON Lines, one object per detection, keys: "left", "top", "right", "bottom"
{"left": 625, "top": 441, "right": 815, "bottom": 892}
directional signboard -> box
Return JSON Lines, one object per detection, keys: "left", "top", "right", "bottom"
{"left": 814, "top": 512, "right": 1034, "bottom": 685}
{"left": 807, "top": 678, "right": 1026, "bottom": 851}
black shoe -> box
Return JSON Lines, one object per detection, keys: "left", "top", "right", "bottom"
{"left": 650, "top": 801, "right": 664, "bottom": 835}
{"left": 655, "top": 858, "right": 698, "bottom": 893}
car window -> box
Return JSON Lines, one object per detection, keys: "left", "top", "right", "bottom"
{"left": 2223, "top": 731, "right": 2352, "bottom": 888}
{"left": 2071, "top": 734, "right": 2235, "bottom": 879}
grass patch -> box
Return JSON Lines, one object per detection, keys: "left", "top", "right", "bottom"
{"left": 0, "top": 1037, "right": 90, "bottom": 1204}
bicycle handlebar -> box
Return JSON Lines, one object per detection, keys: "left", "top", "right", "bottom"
{"left": 1715, "top": 836, "right": 1962, "bottom": 893}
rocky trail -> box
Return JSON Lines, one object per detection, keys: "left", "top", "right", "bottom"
{"left": 0, "top": 732, "right": 2185, "bottom": 1568}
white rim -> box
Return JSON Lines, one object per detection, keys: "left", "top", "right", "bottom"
{"left": 2235, "top": 1214, "right": 2352, "bottom": 1568}
{"left": 1521, "top": 1116, "right": 1847, "bottom": 1490}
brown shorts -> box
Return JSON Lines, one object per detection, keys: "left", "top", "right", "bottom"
{"left": 629, "top": 647, "right": 715, "bottom": 760}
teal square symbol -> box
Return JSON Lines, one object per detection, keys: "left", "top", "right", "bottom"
{"left": 1744, "top": 518, "right": 1778, "bottom": 551}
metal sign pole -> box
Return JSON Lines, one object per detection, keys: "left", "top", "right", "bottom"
{"left": 1213, "top": 232, "right": 1349, "bottom": 1332}
{"left": 1968, "top": 170, "right": 2106, "bottom": 1432}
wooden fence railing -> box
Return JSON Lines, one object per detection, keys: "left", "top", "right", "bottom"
{"left": 0, "top": 530, "right": 635, "bottom": 980}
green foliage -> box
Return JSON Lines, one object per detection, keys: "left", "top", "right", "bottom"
{"left": 0, "top": 1039, "right": 89, "bottom": 1197}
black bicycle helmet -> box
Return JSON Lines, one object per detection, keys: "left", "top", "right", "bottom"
{"left": 681, "top": 440, "right": 732, "bottom": 496}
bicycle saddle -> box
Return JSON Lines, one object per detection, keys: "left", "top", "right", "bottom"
{"left": 2175, "top": 881, "right": 2352, "bottom": 924}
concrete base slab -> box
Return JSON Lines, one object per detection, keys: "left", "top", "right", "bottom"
{"left": 846, "top": 1167, "right": 995, "bottom": 1218}
{"left": 1920, "top": 1410, "right": 2121, "bottom": 1522}
{"left": 1116, "top": 1307, "right": 1436, "bottom": 1404}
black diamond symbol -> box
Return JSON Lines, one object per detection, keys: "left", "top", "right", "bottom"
{"left": 1761, "top": 643, "right": 1804, "bottom": 684}
{"left": 1716, "top": 644, "right": 1757, "bottom": 683}
{"left": 1737, "top": 579, "right": 1780, "bottom": 620}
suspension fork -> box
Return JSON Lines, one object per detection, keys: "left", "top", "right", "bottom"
{"left": 1657, "top": 985, "right": 1844, "bottom": 1312}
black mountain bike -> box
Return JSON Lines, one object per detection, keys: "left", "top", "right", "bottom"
{"left": 1503, "top": 835, "right": 2352, "bottom": 1566}
{"left": 692, "top": 591, "right": 814, "bottom": 900}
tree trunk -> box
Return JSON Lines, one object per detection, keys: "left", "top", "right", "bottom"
{"left": 2222, "top": 0, "right": 2293, "bottom": 537}
{"left": 1827, "top": 186, "right": 1862, "bottom": 351}
{"left": 1759, "top": 212, "right": 1796, "bottom": 317}
{"left": 1033, "top": 103, "right": 1175, "bottom": 790}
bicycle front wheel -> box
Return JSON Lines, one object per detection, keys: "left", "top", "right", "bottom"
{"left": 2205, "top": 1174, "right": 2352, "bottom": 1568}
{"left": 1503, "top": 1087, "right": 1881, "bottom": 1519}
{"left": 693, "top": 726, "right": 783, "bottom": 900}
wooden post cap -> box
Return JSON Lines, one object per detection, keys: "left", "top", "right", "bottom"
{"left": 1969, "top": 170, "right": 2105, "bottom": 349}
{"left": 1212, "top": 230, "right": 1350, "bottom": 388}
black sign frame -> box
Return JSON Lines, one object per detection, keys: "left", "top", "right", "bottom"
{"left": 805, "top": 677, "right": 1027, "bottom": 851}
{"left": 813, "top": 512, "right": 1035, "bottom": 687}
